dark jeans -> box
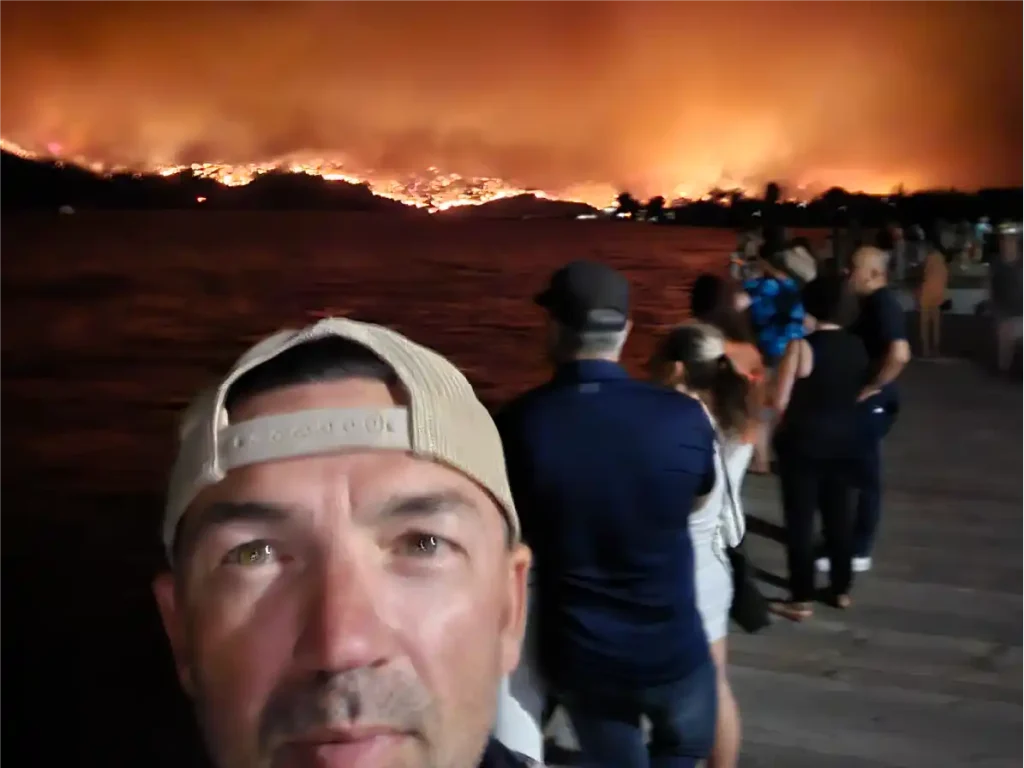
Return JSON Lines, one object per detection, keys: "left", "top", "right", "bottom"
{"left": 852, "top": 393, "right": 898, "bottom": 557}
{"left": 561, "top": 659, "right": 717, "bottom": 768}
{"left": 778, "top": 454, "right": 856, "bottom": 601}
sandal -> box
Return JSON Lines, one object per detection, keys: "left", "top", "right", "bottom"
{"left": 769, "top": 600, "right": 814, "bottom": 622}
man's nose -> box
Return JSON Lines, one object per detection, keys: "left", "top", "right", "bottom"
{"left": 294, "top": 550, "right": 396, "bottom": 673}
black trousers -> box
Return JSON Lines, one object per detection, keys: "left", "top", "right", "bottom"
{"left": 852, "top": 392, "right": 899, "bottom": 557}
{"left": 777, "top": 453, "right": 856, "bottom": 602}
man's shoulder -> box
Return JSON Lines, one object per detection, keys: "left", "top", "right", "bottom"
{"left": 873, "top": 286, "right": 908, "bottom": 323}
{"left": 495, "top": 383, "right": 556, "bottom": 425}
{"left": 602, "top": 378, "right": 711, "bottom": 415}
{"left": 502, "top": 376, "right": 679, "bottom": 406}
{"left": 868, "top": 285, "right": 900, "bottom": 308}
{"left": 633, "top": 386, "right": 715, "bottom": 437}
{"left": 478, "top": 738, "right": 546, "bottom": 768}
{"left": 498, "top": 379, "right": 707, "bottom": 430}
{"left": 858, "top": 287, "right": 907, "bottom": 340}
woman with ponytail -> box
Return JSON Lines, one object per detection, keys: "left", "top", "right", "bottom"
{"left": 690, "top": 273, "right": 768, "bottom": 467}
{"left": 649, "top": 321, "right": 756, "bottom": 768}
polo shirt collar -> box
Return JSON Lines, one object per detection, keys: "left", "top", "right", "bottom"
{"left": 553, "top": 359, "right": 631, "bottom": 383}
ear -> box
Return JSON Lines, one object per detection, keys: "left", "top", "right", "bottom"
{"left": 498, "top": 543, "right": 532, "bottom": 676}
{"left": 153, "top": 572, "right": 197, "bottom": 696}
{"left": 671, "top": 360, "right": 686, "bottom": 386}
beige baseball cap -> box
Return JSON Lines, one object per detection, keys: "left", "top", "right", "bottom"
{"left": 164, "top": 316, "right": 518, "bottom": 557}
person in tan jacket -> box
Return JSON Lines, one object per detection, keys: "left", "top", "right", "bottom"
{"left": 916, "top": 246, "right": 949, "bottom": 358}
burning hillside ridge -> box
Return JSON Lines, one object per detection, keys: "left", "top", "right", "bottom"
{"left": 0, "top": 138, "right": 621, "bottom": 213}
{"left": 0, "top": 134, "right": 937, "bottom": 215}
{"left": 1, "top": 136, "right": 906, "bottom": 213}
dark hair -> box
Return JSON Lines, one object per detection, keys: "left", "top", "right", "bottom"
{"left": 690, "top": 273, "right": 755, "bottom": 343}
{"left": 801, "top": 275, "right": 859, "bottom": 326}
{"left": 659, "top": 324, "right": 753, "bottom": 436}
{"left": 759, "top": 226, "right": 787, "bottom": 260}
{"left": 790, "top": 236, "right": 813, "bottom": 253}
{"left": 875, "top": 228, "right": 895, "bottom": 252}
{"left": 225, "top": 337, "right": 398, "bottom": 413}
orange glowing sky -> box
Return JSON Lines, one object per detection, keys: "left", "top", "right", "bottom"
{"left": 1, "top": 1, "right": 1021, "bottom": 202}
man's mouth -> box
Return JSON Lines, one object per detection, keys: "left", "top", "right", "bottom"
{"left": 274, "top": 727, "right": 412, "bottom": 768}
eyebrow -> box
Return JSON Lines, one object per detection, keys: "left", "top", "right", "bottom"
{"left": 375, "top": 490, "right": 479, "bottom": 522}
{"left": 174, "top": 501, "right": 291, "bottom": 563}
{"left": 377, "top": 490, "right": 515, "bottom": 549}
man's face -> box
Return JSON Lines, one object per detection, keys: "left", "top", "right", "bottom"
{"left": 847, "top": 254, "right": 874, "bottom": 295}
{"left": 153, "top": 377, "right": 530, "bottom": 768}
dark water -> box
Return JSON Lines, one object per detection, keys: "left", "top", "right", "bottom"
{"left": 2, "top": 212, "right": 737, "bottom": 766}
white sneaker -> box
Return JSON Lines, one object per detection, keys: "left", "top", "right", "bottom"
{"left": 816, "top": 556, "right": 872, "bottom": 573}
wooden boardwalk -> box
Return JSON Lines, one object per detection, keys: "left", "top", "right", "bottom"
{"left": 545, "top": 360, "right": 1022, "bottom": 767}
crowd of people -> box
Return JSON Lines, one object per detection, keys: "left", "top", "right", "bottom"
{"left": 148, "top": 225, "right": 1020, "bottom": 768}
{"left": 735, "top": 218, "right": 1023, "bottom": 371}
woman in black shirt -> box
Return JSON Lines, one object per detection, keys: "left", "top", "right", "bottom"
{"left": 770, "top": 276, "right": 869, "bottom": 620}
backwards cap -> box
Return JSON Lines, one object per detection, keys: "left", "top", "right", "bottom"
{"left": 165, "top": 317, "right": 518, "bottom": 557}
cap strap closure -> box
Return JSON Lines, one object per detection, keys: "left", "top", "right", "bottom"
{"left": 218, "top": 407, "right": 411, "bottom": 470}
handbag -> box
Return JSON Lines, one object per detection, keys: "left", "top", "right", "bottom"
{"left": 725, "top": 542, "right": 771, "bottom": 633}
{"left": 719, "top": 443, "right": 771, "bottom": 633}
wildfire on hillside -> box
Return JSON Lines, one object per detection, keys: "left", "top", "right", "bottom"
{"left": 1, "top": 137, "right": 619, "bottom": 212}
{"left": 0, "top": 136, "right": 920, "bottom": 212}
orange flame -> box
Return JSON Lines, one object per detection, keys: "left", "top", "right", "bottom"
{"left": 0, "top": 137, "right": 616, "bottom": 212}
{"left": 1, "top": 136, "right": 918, "bottom": 210}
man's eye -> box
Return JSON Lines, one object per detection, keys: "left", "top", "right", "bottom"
{"left": 394, "top": 533, "right": 447, "bottom": 559}
{"left": 222, "top": 540, "right": 278, "bottom": 567}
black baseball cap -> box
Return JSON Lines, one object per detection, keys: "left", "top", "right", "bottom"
{"left": 534, "top": 260, "right": 630, "bottom": 331}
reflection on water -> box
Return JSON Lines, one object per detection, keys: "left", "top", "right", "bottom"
{"left": 1, "top": 212, "right": 737, "bottom": 767}
{"left": 3, "top": 213, "right": 735, "bottom": 515}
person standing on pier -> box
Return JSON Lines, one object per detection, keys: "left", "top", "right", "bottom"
{"left": 916, "top": 242, "right": 949, "bottom": 358}
{"left": 771, "top": 276, "right": 868, "bottom": 619}
{"left": 990, "top": 222, "right": 1023, "bottom": 375}
{"left": 497, "top": 261, "right": 718, "bottom": 768}
{"left": 650, "top": 320, "right": 759, "bottom": 768}
{"left": 742, "top": 238, "right": 806, "bottom": 474}
{"left": 832, "top": 246, "right": 911, "bottom": 574}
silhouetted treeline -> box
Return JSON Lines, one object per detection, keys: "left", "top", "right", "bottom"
{"left": 616, "top": 183, "right": 1022, "bottom": 230}
{"left": 3, "top": 150, "right": 1020, "bottom": 227}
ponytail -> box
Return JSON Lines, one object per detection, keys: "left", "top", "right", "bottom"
{"left": 710, "top": 354, "right": 754, "bottom": 437}
{"left": 658, "top": 322, "right": 755, "bottom": 436}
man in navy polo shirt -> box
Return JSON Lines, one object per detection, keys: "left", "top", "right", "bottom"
{"left": 496, "top": 261, "right": 718, "bottom": 768}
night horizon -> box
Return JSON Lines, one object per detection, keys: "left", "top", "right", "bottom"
{"left": 1, "top": 1, "right": 1021, "bottom": 208}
